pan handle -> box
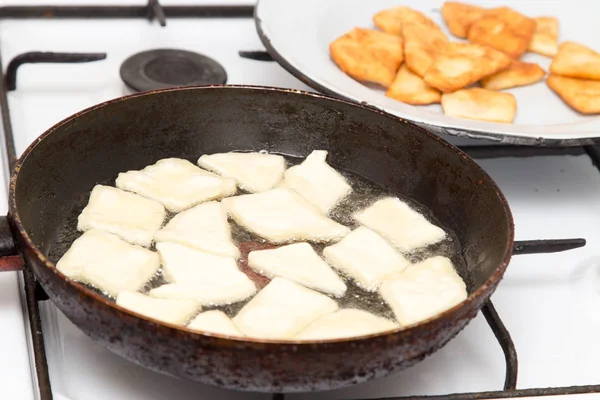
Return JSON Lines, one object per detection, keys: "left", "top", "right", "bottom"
{"left": 513, "top": 239, "right": 586, "bottom": 255}
{"left": 0, "top": 216, "right": 24, "bottom": 272}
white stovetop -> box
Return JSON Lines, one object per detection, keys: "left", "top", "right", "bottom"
{"left": 0, "top": 1, "right": 599, "bottom": 399}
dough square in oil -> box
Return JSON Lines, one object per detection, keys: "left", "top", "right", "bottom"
{"left": 154, "top": 201, "right": 239, "bottom": 259}
{"left": 221, "top": 188, "right": 350, "bottom": 244}
{"left": 198, "top": 152, "right": 286, "bottom": 193}
{"left": 323, "top": 226, "right": 410, "bottom": 291}
{"left": 233, "top": 277, "right": 339, "bottom": 339}
{"left": 281, "top": 150, "right": 351, "bottom": 214}
{"left": 354, "top": 197, "right": 445, "bottom": 252}
{"left": 187, "top": 310, "right": 244, "bottom": 337}
{"left": 380, "top": 256, "right": 467, "bottom": 327}
{"left": 116, "top": 158, "right": 236, "bottom": 213}
{"left": 295, "top": 308, "right": 398, "bottom": 340}
{"left": 116, "top": 291, "right": 200, "bottom": 325}
{"left": 77, "top": 185, "right": 165, "bottom": 247}
{"left": 56, "top": 229, "right": 160, "bottom": 297}
{"left": 248, "top": 242, "right": 346, "bottom": 297}
{"left": 149, "top": 242, "right": 256, "bottom": 306}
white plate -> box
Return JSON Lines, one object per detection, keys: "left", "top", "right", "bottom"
{"left": 255, "top": 0, "right": 600, "bottom": 146}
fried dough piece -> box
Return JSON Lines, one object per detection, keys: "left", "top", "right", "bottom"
{"left": 481, "top": 60, "right": 545, "bottom": 90}
{"left": 248, "top": 243, "right": 347, "bottom": 297}
{"left": 330, "top": 27, "right": 404, "bottom": 88}
{"left": 380, "top": 256, "right": 467, "bottom": 327}
{"left": 547, "top": 74, "right": 600, "bottom": 114}
{"left": 56, "top": 229, "right": 160, "bottom": 297}
{"left": 77, "top": 185, "right": 165, "bottom": 247}
{"left": 354, "top": 197, "right": 446, "bottom": 253}
{"left": 441, "top": 2, "right": 486, "bottom": 39}
{"left": 187, "top": 310, "right": 244, "bottom": 336}
{"left": 295, "top": 309, "right": 398, "bottom": 340}
{"left": 221, "top": 188, "right": 350, "bottom": 244}
{"left": 441, "top": 88, "right": 517, "bottom": 123}
{"left": 373, "top": 6, "right": 439, "bottom": 36}
{"left": 233, "top": 277, "right": 339, "bottom": 339}
{"left": 423, "top": 42, "right": 511, "bottom": 92}
{"left": 402, "top": 22, "right": 449, "bottom": 77}
{"left": 467, "top": 7, "right": 536, "bottom": 59}
{"left": 116, "top": 291, "right": 200, "bottom": 326}
{"left": 528, "top": 17, "right": 559, "bottom": 57}
{"left": 549, "top": 42, "right": 600, "bottom": 81}
{"left": 281, "top": 150, "right": 351, "bottom": 214}
{"left": 386, "top": 64, "right": 441, "bottom": 105}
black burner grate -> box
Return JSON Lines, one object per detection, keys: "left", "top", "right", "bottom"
{"left": 0, "top": 3, "right": 599, "bottom": 400}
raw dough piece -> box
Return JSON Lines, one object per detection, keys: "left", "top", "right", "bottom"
{"left": 77, "top": 185, "right": 165, "bottom": 247}
{"left": 354, "top": 197, "right": 445, "bottom": 252}
{"left": 154, "top": 201, "right": 239, "bottom": 259}
{"left": 187, "top": 310, "right": 244, "bottom": 336}
{"left": 56, "top": 229, "right": 160, "bottom": 297}
{"left": 197, "top": 152, "right": 286, "bottom": 193}
{"left": 233, "top": 277, "right": 339, "bottom": 339}
{"left": 295, "top": 308, "right": 398, "bottom": 340}
{"left": 221, "top": 188, "right": 350, "bottom": 244}
{"left": 281, "top": 150, "right": 351, "bottom": 214}
{"left": 323, "top": 227, "right": 410, "bottom": 291}
{"left": 380, "top": 256, "right": 467, "bottom": 326}
{"left": 248, "top": 242, "right": 346, "bottom": 296}
{"left": 151, "top": 242, "right": 256, "bottom": 305}
{"left": 116, "top": 158, "right": 236, "bottom": 213}
{"left": 116, "top": 291, "right": 200, "bottom": 325}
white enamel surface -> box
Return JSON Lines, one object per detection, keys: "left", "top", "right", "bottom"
{"left": 256, "top": 0, "right": 600, "bottom": 142}
{"left": 0, "top": 1, "right": 598, "bottom": 399}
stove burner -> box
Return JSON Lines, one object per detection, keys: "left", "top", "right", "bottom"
{"left": 120, "top": 49, "right": 227, "bottom": 92}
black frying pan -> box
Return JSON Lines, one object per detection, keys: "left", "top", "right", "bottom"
{"left": 0, "top": 86, "right": 584, "bottom": 393}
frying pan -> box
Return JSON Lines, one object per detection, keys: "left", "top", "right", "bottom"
{"left": 0, "top": 86, "right": 584, "bottom": 393}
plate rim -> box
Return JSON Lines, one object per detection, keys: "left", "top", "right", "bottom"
{"left": 254, "top": 0, "right": 600, "bottom": 147}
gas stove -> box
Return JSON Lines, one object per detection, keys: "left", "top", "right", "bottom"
{"left": 0, "top": 1, "right": 599, "bottom": 400}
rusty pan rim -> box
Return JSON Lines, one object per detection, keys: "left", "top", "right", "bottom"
{"left": 8, "top": 84, "right": 515, "bottom": 345}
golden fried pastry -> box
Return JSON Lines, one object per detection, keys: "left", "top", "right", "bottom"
{"left": 441, "top": 2, "right": 486, "bottom": 39}
{"left": 423, "top": 42, "right": 511, "bottom": 92}
{"left": 549, "top": 41, "right": 600, "bottom": 81}
{"left": 330, "top": 27, "right": 404, "bottom": 88}
{"left": 402, "top": 21, "right": 449, "bottom": 77}
{"left": 481, "top": 60, "right": 545, "bottom": 90}
{"left": 386, "top": 64, "right": 442, "bottom": 105}
{"left": 441, "top": 88, "right": 517, "bottom": 123}
{"left": 547, "top": 74, "right": 600, "bottom": 114}
{"left": 467, "top": 7, "right": 536, "bottom": 59}
{"left": 528, "top": 17, "right": 559, "bottom": 57}
{"left": 373, "top": 6, "right": 440, "bottom": 36}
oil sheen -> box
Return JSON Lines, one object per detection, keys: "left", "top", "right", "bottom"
{"left": 47, "top": 154, "right": 468, "bottom": 322}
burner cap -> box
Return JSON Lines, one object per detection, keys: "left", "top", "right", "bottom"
{"left": 120, "top": 49, "right": 227, "bottom": 92}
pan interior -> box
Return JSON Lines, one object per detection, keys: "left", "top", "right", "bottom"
{"left": 12, "top": 87, "right": 512, "bottom": 317}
